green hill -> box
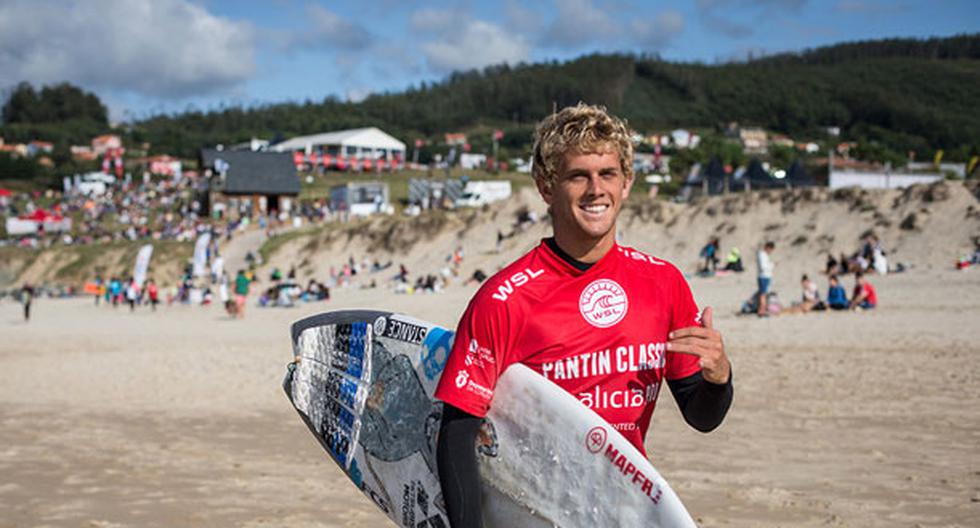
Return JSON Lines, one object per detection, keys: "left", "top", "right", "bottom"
{"left": 5, "top": 34, "right": 979, "bottom": 164}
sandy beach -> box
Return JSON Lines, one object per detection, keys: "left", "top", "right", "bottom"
{"left": 2, "top": 256, "right": 979, "bottom": 527}
{"left": 3, "top": 181, "right": 980, "bottom": 527}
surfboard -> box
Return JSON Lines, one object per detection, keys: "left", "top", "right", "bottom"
{"left": 283, "top": 310, "right": 696, "bottom": 528}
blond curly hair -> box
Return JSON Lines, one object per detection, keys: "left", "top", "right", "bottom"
{"left": 532, "top": 103, "right": 634, "bottom": 188}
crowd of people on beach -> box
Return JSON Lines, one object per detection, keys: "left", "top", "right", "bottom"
{"left": 740, "top": 233, "right": 886, "bottom": 317}
{"left": 2, "top": 174, "right": 218, "bottom": 247}
{"left": 0, "top": 173, "right": 343, "bottom": 250}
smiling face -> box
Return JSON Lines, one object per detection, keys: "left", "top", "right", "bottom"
{"left": 537, "top": 148, "right": 632, "bottom": 262}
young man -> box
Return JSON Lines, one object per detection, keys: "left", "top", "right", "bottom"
{"left": 434, "top": 104, "right": 733, "bottom": 527}
{"left": 827, "top": 274, "right": 849, "bottom": 310}
{"left": 756, "top": 241, "right": 775, "bottom": 316}
{"left": 850, "top": 271, "right": 878, "bottom": 310}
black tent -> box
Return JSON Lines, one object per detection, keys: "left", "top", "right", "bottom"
{"left": 696, "top": 156, "right": 729, "bottom": 195}
{"left": 786, "top": 159, "right": 816, "bottom": 187}
{"left": 740, "top": 158, "right": 782, "bottom": 191}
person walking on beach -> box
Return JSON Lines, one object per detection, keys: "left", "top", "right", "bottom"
{"left": 20, "top": 283, "right": 34, "bottom": 322}
{"left": 233, "top": 269, "right": 251, "bottom": 319}
{"left": 109, "top": 277, "right": 122, "bottom": 307}
{"left": 434, "top": 104, "right": 733, "bottom": 528}
{"left": 756, "top": 241, "right": 775, "bottom": 316}
{"left": 125, "top": 277, "right": 139, "bottom": 312}
{"left": 146, "top": 279, "right": 159, "bottom": 312}
{"left": 94, "top": 275, "right": 104, "bottom": 306}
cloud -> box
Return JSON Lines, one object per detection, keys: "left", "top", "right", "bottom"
{"left": 411, "top": 9, "right": 530, "bottom": 74}
{"left": 410, "top": 7, "right": 467, "bottom": 34}
{"left": 696, "top": 0, "right": 808, "bottom": 38}
{"left": 0, "top": 0, "right": 256, "bottom": 99}
{"left": 292, "top": 4, "right": 373, "bottom": 51}
{"left": 834, "top": 0, "right": 910, "bottom": 14}
{"left": 544, "top": 0, "right": 619, "bottom": 48}
{"left": 503, "top": 0, "right": 545, "bottom": 36}
{"left": 630, "top": 10, "right": 686, "bottom": 50}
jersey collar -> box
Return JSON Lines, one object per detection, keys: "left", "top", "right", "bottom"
{"left": 539, "top": 237, "right": 620, "bottom": 277}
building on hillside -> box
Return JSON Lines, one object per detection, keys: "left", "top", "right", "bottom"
{"left": 70, "top": 145, "right": 97, "bottom": 162}
{"left": 643, "top": 133, "right": 672, "bottom": 148}
{"left": 907, "top": 161, "right": 967, "bottom": 178}
{"left": 739, "top": 127, "right": 768, "bottom": 154}
{"left": 271, "top": 127, "right": 406, "bottom": 172}
{"left": 0, "top": 143, "right": 27, "bottom": 157}
{"left": 828, "top": 152, "right": 942, "bottom": 189}
{"left": 671, "top": 129, "right": 700, "bottom": 149}
{"left": 27, "top": 140, "right": 54, "bottom": 156}
{"left": 92, "top": 135, "right": 122, "bottom": 156}
{"left": 144, "top": 155, "right": 183, "bottom": 178}
{"left": 201, "top": 149, "right": 300, "bottom": 218}
{"left": 770, "top": 135, "right": 795, "bottom": 149}
{"left": 330, "top": 182, "right": 391, "bottom": 217}
{"left": 829, "top": 170, "right": 942, "bottom": 189}
{"left": 460, "top": 153, "right": 487, "bottom": 170}
{"left": 444, "top": 133, "right": 467, "bottom": 146}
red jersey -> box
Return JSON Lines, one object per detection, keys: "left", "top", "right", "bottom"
{"left": 434, "top": 240, "right": 702, "bottom": 455}
{"left": 862, "top": 281, "right": 878, "bottom": 306}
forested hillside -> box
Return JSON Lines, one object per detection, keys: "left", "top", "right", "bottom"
{"left": 3, "top": 34, "right": 978, "bottom": 163}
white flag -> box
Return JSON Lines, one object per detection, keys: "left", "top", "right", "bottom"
{"left": 133, "top": 244, "right": 154, "bottom": 287}
{"left": 193, "top": 232, "right": 211, "bottom": 277}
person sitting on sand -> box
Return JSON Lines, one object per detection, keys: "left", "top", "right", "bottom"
{"left": 723, "top": 247, "right": 743, "bottom": 272}
{"left": 827, "top": 275, "right": 849, "bottom": 310}
{"left": 699, "top": 237, "right": 720, "bottom": 273}
{"left": 781, "top": 274, "right": 824, "bottom": 315}
{"left": 850, "top": 271, "right": 878, "bottom": 310}
{"left": 825, "top": 253, "right": 838, "bottom": 275}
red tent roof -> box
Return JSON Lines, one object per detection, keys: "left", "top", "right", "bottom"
{"left": 20, "top": 208, "right": 64, "bottom": 222}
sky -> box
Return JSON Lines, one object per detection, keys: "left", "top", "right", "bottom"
{"left": 0, "top": 0, "right": 977, "bottom": 122}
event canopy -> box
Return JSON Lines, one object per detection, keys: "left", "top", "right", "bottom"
{"left": 271, "top": 127, "right": 406, "bottom": 157}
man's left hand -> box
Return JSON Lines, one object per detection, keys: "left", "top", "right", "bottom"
{"left": 667, "top": 306, "right": 731, "bottom": 384}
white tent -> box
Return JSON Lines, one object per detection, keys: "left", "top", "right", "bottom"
{"left": 271, "top": 127, "right": 406, "bottom": 160}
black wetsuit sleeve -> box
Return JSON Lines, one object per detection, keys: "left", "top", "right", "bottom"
{"left": 437, "top": 404, "right": 484, "bottom": 528}
{"left": 667, "top": 370, "right": 733, "bottom": 432}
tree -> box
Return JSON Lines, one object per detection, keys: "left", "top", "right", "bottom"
{"left": 2, "top": 82, "right": 107, "bottom": 125}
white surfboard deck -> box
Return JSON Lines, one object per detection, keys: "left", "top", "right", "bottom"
{"left": 284, "top": 310, "right": 696, "bottom": 528}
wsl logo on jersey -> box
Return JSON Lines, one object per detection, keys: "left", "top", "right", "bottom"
{"left": 579, "top": 279, "right": 628, "bottom": 328}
